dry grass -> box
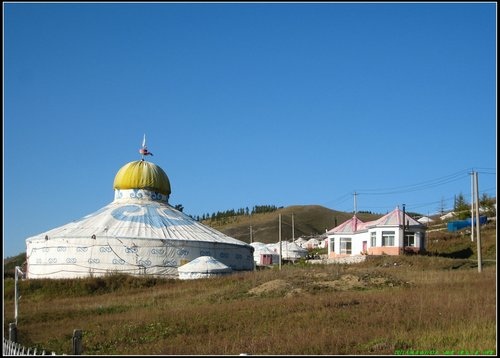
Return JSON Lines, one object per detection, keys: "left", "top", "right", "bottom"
{"left": 3, "top": 223, "right": 496, "bottom": 355}
{"left": 3, "top": 252, "right": 496, "bottom": 355}
{"left": 208, "top": 205, "right": 381, "bottom": 243}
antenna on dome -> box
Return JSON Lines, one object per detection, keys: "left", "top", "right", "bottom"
{"left": 139, "top": 134, "right": 154, "bottom": 160}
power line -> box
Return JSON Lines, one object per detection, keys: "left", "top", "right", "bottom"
{"left": 356, "top": 170, "right": 470, "bottom": 195}
{"left": 326, "top": 168, "right": 496, "bottom": 213}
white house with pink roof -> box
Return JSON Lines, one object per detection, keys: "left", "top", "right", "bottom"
{"left": 326, "top": 206, "right": 426, "bottom": 258}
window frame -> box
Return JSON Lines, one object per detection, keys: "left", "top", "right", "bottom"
{"left": 340, "top": 237, "right": 352, "bottom": 254}
{"left": 382, "top": 231, "right": 395, "bottom": 246}
{"left": 404, "top": 232, "right": 416, "bottom": 247}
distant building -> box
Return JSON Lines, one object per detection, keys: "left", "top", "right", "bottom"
{"left": 440, "top": 211, "right": 456, "bottom": 221}
{"left": 326, "top": 206, "right": 426, "bottom": 258}
{"left": 417, "top": 216, "right": 434, "bottom": 224}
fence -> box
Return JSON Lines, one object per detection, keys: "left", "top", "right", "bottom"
{"left": 3, "top": 338, "right": 57, "bottom": 356}
{"left": 3, "top": 324, "right": 82, "bottom": 356}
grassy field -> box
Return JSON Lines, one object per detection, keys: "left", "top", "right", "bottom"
{"left": 3, "top": 220, "right": 497, "bottom": 355}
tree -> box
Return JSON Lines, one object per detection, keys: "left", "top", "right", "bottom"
{"left": 454, "top": 193, "right": 469, "bottom": 220}
{"left": 480, "top": 193, "right": 496, "bottom": 216}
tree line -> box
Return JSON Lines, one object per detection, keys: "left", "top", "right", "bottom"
{"left": 193, "top": 205, "right": 279, "bottom": 223}
{"left": 452, "top": 192, "right": 496, "bottom": 220}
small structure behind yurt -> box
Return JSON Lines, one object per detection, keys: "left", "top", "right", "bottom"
{"left": 294, "top": 237, "right": 308, "bottom": 249}
{"left": 305, "top": 238, "right": 320, "bottom": 249}
{"left": 177, "top": 256, "right": 233, "bottom": 280}
{"left": 250, "top": 242, "right": 279, "bottom": 267}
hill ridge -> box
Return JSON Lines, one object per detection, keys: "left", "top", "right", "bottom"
{"left": 203, "top": 204, "right": 382, "bottom": 244}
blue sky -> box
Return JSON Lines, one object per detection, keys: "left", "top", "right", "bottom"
{"left": 3, "top": 2, "right": 497, "bottom": 258}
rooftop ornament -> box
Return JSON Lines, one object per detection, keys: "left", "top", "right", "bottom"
{"left": 139, "top": 134, "right": 153, "bottom": 160}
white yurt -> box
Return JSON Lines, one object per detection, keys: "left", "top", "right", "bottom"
{"left": 25, "top": 140, "right": 255, "bottom": 279}
{"left": 282, "top": 241, "right": 308, "bottom": 261}
{"left": 417, "top": 216, "right": 434, "bottom": 224}
{"left": 177, "top": 256, "right": 232, "bottom": 280}
{"left": 294, "top": 237, "right": 308, "bottom": 249}
{"left": 305, "top": 238, "right": 320, "bottom": 249}
{"left": 250, "top": 242, "right": 280, "bottom": 266}
{"left": 267, "top": 241, "right": 307, "bottom": 261}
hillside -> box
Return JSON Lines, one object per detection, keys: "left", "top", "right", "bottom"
{"left": 201, "top": 204, "right": 381, "bottom": 244}
{"left": 4, "top": 205, "right": 496, "bottom": 279}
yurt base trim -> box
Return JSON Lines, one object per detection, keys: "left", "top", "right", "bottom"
{"left": 26, "top": 237, "right": 254, "bottom": 279}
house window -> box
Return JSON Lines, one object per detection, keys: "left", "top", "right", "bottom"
{"left": 329, "top": 238, "right": 335, "bottom": 252}
{"left": 370, "top": 232, "right": 376, "bottom": 247}
{"left": 404, "top": 232, "right": 415, "bottom": 247}
{"left": 340, "top": 238, "right": 352, "bottom": 254}
{"left": 382, "top": 231, "right": 395, "bottom": 246}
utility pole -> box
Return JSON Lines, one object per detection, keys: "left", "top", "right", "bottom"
{"left": 292, "top": 213, "right": 295, "bottom": 242}
{"left": 474, "top": 171, "right": 482, "bottom": 273}
{"left": 439, "top": 197, "right": 446, "bottom": 215}
{"left": 470, "top": 171, "right": 475, "bottom": 242}
{"left": 353, "top": 192, "right": 357, "bottom": 214}
{"left": 279, "top": 214, "right": 282, "bottom": 270}
{"left": 402, "top": 204, "right": 406, "bottom": 253}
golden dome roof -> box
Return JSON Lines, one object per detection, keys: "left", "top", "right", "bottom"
{"left": 113, "top": 160, "right": 171, "bottom": 196}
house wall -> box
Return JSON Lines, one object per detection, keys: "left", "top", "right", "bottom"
{"left": 327, "top": 232, "right": 367, "bottom": 258}
{"left": 367, "top": 247, "right": 401, "bottom": 255}
{"left": 327, "top": 226, "right": 425, "bottom": 258}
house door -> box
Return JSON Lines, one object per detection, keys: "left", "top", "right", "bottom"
{"left": 362, "top": 241, "right": 367, "bottom": 253}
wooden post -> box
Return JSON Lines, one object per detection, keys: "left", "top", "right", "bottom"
{"left": 9, "top": 322, "right": 18, "bottom": 343}
{"left": 72, "top": 329, "right": 83, "bottom": 355}
{"left": 14, "top": 266, "right": 21, "bottom": 325}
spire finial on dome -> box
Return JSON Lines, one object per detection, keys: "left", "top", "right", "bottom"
{"left": 139, "top": 134, "right": 154, "bottom": 160}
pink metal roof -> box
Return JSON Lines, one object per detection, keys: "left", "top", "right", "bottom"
{"left": 326, "top": 215, "right": 367, "bottom": 234}
{"left": 327, "top": 207, "right": 423, "bottom": 234}
{"left": 368, "top": 206, "right": 422, "bottom": 227}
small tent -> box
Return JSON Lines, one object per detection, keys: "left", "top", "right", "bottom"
{"left": 178, "top": 256, "right": 233, "bottom": 280}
